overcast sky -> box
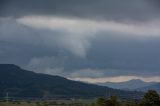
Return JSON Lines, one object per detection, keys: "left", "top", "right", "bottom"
{"left": 1, "top": 0, "right": 160, "bottom": 83}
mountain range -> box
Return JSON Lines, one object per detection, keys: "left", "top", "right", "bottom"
{"left": 0, "top": 64, "right": 143, "bottom": 99}
{"left": 97, "top": 79, "right": 157, "bottom": 90}
{"left": 137, "top": 83, "right": 160, "bottom": 93}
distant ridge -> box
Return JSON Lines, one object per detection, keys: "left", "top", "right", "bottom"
{"left": 137, "top": 83, "right": 160, "bottom": 93}
{"left": 0, "top": 64, "right": 144, "bottom": 99}
{"left": 97, "top": 79, "right": 156, "bottom": 90}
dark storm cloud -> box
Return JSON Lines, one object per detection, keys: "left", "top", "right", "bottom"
{"left": 0, "top": 0, "right": 160, "bottom": 81}
{"left": 0, "top": 0, "right": 160, "bottom": 22}
{"left": 1, "top": 17, "right": 160, "bottom": 77}
{"left": 61, "top": 32, "right": 160, "bottom": 77}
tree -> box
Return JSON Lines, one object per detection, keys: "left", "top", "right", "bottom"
{"left": 96, "top": 96, "right": 121, "bottom": 106}
{"left": 139, "top": 90, "right": 160, "bottom": 106}
{"left": 97, "top": 97, "right": 106, "bottom": 106}
{"left": 105, "top": 96, "right": 121, "bottom": 106}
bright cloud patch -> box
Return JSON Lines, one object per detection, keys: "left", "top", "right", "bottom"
{"left": 69, "top": 76, "right": 160, "bottom": 83}
{"left": 17, "top": 16, "right": 160, "bottom": 36}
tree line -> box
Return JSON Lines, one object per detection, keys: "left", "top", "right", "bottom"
{"left": 96, "top": 90, "right": 160, "bottom": 106}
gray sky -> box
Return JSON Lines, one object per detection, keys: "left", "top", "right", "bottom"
{"left": 1, "top": 0, "right": 160, "bottom": 83}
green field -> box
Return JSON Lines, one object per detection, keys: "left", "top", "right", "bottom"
{"left": 0, "top": 99, "right": 96, "bottom": 106}
{"left": 0, "top": 90, "right": 159, "bottom": 106}
{"left": 0, "top": 100, "right": 142, "bottom": 106}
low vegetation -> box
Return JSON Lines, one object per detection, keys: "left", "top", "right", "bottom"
{"left": 0, "top": 90, "right": 160, "bottom": 106}
{"left": 96, "top": 90, "right": 160, "bottom": 106}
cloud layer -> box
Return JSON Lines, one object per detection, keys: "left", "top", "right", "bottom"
{"left": 1, "top": 0, "right": 160, "bottom": 82}
{"left": 1, "top": 0, "right": 160, "bottom": 21}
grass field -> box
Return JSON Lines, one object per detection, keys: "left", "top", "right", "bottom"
{"left": 0, "top": 99, "right": 96, "bottom": 106}
{"left": 0, "top": 100, "right": 140, "bottom": 106}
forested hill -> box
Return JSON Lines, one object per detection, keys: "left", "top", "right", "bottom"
{"left": 0, "top": 64, "right": 143, "bottom": 99}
